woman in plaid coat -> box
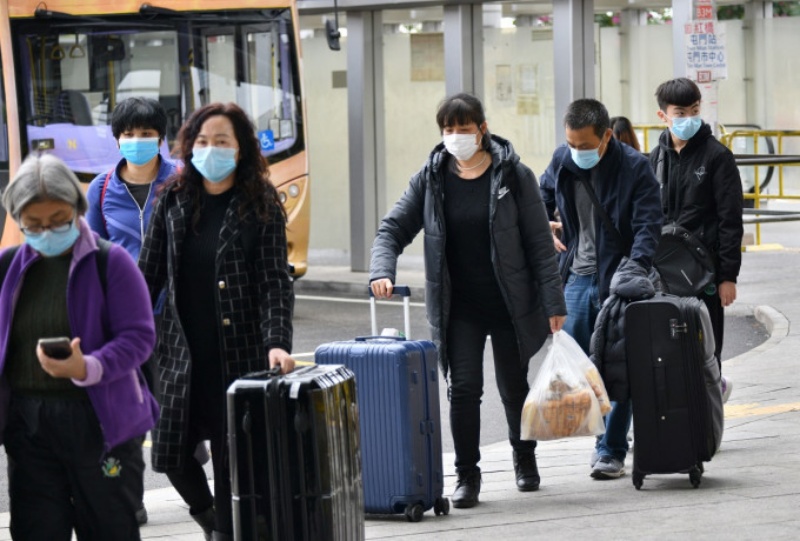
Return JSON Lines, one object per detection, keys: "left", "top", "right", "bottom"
{"left": 138, "top": 102, "right": 294, "bottom": 540}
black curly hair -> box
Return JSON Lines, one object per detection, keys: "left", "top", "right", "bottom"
{"left": 171, "top": 102, "right": 285, "bottom": 227}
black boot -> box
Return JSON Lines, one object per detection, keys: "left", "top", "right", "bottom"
{"left": 212, "top": 532, "right": 233, "bottom": 541}
{"left": 190, "top": 506, "right": 215, "bottom": 541}
{"left": 451, "top": 470, "right": 481, "bottom": 509}
{"left": 513, "top": 450, "right": 540, "bottom": 492}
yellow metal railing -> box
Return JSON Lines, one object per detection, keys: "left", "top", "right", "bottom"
{"left": 632, "top": 124, "right": 666, "bottom": 153}
{"left": 719, "top": 129, "right": 800, "bottom": 246}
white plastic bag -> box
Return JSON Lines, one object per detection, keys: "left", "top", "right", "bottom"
{"left": 521, "top": 331, "right": 611, "bottom": 441}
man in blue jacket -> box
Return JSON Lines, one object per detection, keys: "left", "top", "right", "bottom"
{"left": 540, "top": 99, "right": 662, "bottom": 479}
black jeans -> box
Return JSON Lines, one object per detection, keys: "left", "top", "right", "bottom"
{"left": 446, "top": 309, "right": 535, "bottom": 475}
{"left": 4, "top": 396, "right": 144, "bottom": 541}
{"left": 166, "top": 394, "right": 231, "bottom": 535}
{"left": 700, "top": 288, "right": 724, "bottom": 368}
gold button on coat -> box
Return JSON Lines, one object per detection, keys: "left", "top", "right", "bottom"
{"left": 222, "top": 318, "right": 231, "bottom": 326}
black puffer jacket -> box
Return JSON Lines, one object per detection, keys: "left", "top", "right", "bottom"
{"left": 370, "top": 135, "right": 567, "bottom": 377}
{"left": 650, "top": 124, "right": 743, "bottom": 283}
{"left": 590, "top": 259, "right": 660, "bottom": 401}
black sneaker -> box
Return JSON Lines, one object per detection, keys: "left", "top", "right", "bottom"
{"left": 513, "top": 450, "right": 540, "bottom": 492}
{"left": 451, "top": 470, "right": 481, "bottom": 509}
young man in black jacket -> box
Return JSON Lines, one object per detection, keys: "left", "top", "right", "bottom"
{"left": 650, "top": 78, "right": 743, "bottom": 404}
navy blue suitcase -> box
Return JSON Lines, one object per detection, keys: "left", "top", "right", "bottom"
{"left": 314, "top": 286, "right": 449, "bottom": 522}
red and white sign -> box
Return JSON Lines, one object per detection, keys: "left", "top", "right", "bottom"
{"left": 695, "top": 0, "right": 714, "bottom": 20}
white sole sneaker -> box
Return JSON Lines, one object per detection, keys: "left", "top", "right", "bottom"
{"left": 721, "top": 376, "right": 733, "bottom": 404}
{"left": 591, "top": 457, "right": 625, "bottom": 479}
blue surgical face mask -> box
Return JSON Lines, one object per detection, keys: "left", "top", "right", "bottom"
{"left": 570, "top": 146, "right": 602, "bottom": 170}
{"left": 23, "top": 221, "right": 80, "bottom": 257}
{"left": 191, "top": 146, "right": 238, "bottom": 183}
{"left": 670, "top": 115, "right": 702, "bottom": 141}
{"left": 119, "top": 137, "right": 160, "bottom": 166}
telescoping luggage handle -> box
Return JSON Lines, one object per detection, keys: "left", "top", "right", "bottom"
{"left": 367, "top": 284, "right": 412, "bottom": 339}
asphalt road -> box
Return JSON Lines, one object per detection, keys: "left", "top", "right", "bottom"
{"left": 0, "top": 293, "right": 769, "bottom": 513}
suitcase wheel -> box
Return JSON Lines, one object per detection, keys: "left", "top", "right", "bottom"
{"left": 434, "top": 497, "right": 450, "bottom": 516}
{"left": 632, "top": 471, "right": 644, "bottom": 490}
{"left": 404, "top": 503, "right": 425, "bottom": 522}
{"left": 689, "top": 465, "right": 702, "bottom": 488}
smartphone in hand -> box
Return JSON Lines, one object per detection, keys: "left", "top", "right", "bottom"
{"left": 38, "top": 337, "right": 73, "bottom": 360}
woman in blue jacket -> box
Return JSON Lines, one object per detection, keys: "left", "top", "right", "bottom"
{"left": 85, "top": 96, "right": 181, "bottom": 524}
{"left": 0, "top": 153, "right": 158, "bottom": 540}
{"left": 86, "top": 96, "right": 180, "bottom": 262}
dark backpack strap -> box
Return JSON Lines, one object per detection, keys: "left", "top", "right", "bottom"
{"left": 100, "top": 169, "right": 113, "bottom": 236}
{"left": 95, "top": 238, "right": 111, "bottom": 296}
{"left": 578, "top": 177, "right": 631, "bottom": 257}
{"left": 0, "top": 246, "right": 20, "bottom": 284}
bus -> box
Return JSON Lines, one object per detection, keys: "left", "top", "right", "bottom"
{"left": 0, "top": 0, "right": 310, "bottom": 277}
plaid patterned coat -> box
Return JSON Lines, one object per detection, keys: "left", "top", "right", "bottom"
{"left": 138, "top": 185, "right": 294, "bottom": 472}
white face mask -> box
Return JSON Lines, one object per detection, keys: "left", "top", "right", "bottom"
{"left": 443, "top": 133, "right": 480, "bottom": 161}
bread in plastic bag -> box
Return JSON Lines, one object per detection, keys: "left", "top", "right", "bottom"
{"left": 521, "top": 331, "right": 611, "bottom": 441}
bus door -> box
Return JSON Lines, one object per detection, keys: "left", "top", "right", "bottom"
{"left": 192, "top": 21, "right": 301, "bottom": 158}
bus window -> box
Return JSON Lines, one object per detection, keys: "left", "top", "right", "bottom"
{"left": 191, "top": 17, "right": 302, "bottom": 159}
{"left": 200, "top": 31, "right": 238, "bottom": 106}
{"left": 5, "top": 6, "right": 308, "bottom": 274}
{"left": 12, "top": 9, "right": 304, "bottom": 177}
{"left": 243, "top": 22, "right": 300, "bottom": 155}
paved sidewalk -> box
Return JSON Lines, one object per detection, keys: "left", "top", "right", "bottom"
{"left": 2, "top": 248, "right": 798, "bottom": 540}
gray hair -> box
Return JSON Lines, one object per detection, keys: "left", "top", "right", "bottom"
{"left": 1, "top": 153, "right": 88, "bottom": 221}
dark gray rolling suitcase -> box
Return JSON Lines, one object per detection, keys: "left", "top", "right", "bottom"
{"left": 625, "top": 294, "right": 724, "bottom": 489}
{"left": 227, "top": 365, "right": 364, "bottom": 541}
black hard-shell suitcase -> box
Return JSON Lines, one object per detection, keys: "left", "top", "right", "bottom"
{"left": 227, "top": 365, "right": 364, "bottom": 541}
{"left": 625, "top": 294, "right": 724, "bottom": 489}
{"left": 314, "top": 286, "right": 449, "bottom": 522}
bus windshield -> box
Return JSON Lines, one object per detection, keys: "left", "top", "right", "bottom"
{"left": 12, "top": 9, "right": 303, "bottom": 177}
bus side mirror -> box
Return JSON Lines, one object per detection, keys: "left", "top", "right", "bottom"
{"left": 325, "top": 19, "right": 341, "bottom": 51}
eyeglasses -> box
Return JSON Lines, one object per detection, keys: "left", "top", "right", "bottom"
{"left": 20, "top": 219, "right": 74, "bottom": 237}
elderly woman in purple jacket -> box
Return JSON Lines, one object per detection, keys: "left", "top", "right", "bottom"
{"left": 0, "top": 153, "right": 158, "bottom": 541}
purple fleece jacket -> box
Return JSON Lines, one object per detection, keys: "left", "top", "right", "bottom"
{"left": 0, "top": 218, "right": 158, "bottom": 451}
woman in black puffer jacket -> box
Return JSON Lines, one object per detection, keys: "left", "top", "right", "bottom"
{"left": 370, "top": 93, "right": 567, "bottom": 509}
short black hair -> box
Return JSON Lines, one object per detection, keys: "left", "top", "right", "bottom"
{"left": 435, "top": 92, "right": 491, "bottom": 151}
{"left": 564, "top": 99, "right": 609, "bottom": 139}
{"left": 654, "top": 77, "right": 702, "bottom": 112}
{"left": 110, "top": 97, "right": 168, "bottom": 140}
